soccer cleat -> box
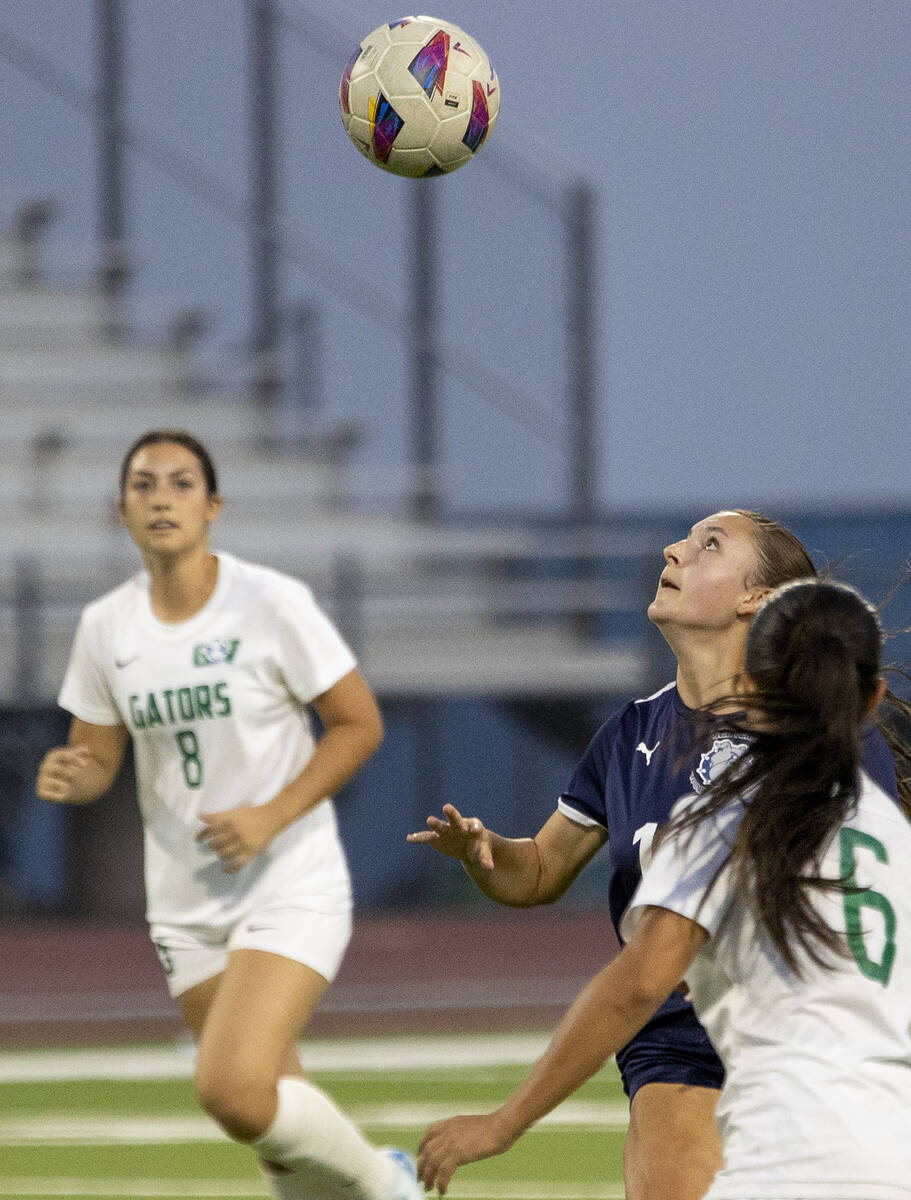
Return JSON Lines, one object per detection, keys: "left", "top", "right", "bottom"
{"left": 381, "top": 1147, "right": 423, "bottom": 1200}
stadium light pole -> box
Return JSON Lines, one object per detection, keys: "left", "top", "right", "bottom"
{"left": 566, "top": 181, "right": 599, "bottom": 525}
{"left": 247, "top": 0, "right": 282, "bottom": 439}
{"left": 566, "top": 181, "right": 600, "bottom": 641}
{"left": 96, "top": 0, "right": 128, "bottom": 309}
{"left": 408, "top": 181, "right": 441, "bottom": 521}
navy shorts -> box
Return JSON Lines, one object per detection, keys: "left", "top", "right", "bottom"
{"left": 615, "top": 998, "right": 725, "bottom": 1101}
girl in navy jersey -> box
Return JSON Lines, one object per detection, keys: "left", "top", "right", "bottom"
{"left": 37, "top": 430, "right": 422, "bottom": 1200}
{"left": 409, "top": 510, "right": 901, "bottom": 1200}
{"left": 416, "top": 577, "right": 911, "bottom": 1198}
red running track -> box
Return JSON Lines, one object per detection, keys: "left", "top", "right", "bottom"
{"left": 0, "top": 910, "right": 620, "bottom": 1047}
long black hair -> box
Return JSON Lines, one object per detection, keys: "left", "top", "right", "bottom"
{"left": 669, "top": 578, "right": 897, "bottom": 974}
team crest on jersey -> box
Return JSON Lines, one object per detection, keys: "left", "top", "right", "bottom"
{"left": 690, "top": 736, "right": 748, "bottom": 791}
{"left": 193, "top": 638, "right": 241, "bottom": 667}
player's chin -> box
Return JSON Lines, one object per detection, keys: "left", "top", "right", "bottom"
{"left": 646, "top": 598, "right": 664, "bottom": 622}
{"left": 647, "top": 591, "right": 680, "bottom": 621}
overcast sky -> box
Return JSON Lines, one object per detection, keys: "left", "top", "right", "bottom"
{"left": 3, "top": 1, "right": 910, "bottom": 515}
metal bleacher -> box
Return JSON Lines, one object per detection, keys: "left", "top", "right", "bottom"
{"left": 0, "top": 226, "right": 656, "bottom": 708}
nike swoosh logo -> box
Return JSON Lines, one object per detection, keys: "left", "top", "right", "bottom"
{"left": 246, "top": 924, "right": 276, "bottom": 933}
{"left": 114, "top": 655, "right": 140, "bottom": 669}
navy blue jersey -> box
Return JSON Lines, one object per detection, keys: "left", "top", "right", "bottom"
{"left": 558, "top": 680, "right": 900, "bottom": 1097}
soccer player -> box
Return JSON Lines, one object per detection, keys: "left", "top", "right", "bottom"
{"left": 36, "top": 429, "right": 421, "bottom": 1200}
{"left": 417, "top": 577, "right": 911, "bottom": 1198}
{"left": 408, "top": 511, "right": 901, "bottom": 1200}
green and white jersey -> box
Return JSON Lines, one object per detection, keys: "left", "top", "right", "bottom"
{"left": 622, "top": 773, "right": 911, "bottom": 1199}
{"left": 59, "top": 551, "right": 357, "bottom": 930}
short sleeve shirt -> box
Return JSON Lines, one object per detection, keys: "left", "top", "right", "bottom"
{"left": 557, "top": 682, "right": 899, "bottom": 1040}
{"left": 620, "top": 775, "right": 911, "bottom": 1198}
{"left": 59, "top": 552, "right": 357, "bottom": 928}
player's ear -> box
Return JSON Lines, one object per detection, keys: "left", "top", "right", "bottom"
{"left": 737, "top": 587, "right": 772, "bottom": 617}
{"left": 206, "top": 492, "right": 223, "bottom": 523}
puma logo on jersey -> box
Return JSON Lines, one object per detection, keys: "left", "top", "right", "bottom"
{"left": 636, "top": 741, "right": 660, "bottom": 765}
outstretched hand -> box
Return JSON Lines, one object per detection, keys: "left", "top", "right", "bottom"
{"left": 418, "top": 1111, "right": 515, "bottom": 1196}
{"left": 406, "top": 803, "right": 494, "bottom": 871}
{"left": 196, "top": 804, "right": 282, "bottom": 873}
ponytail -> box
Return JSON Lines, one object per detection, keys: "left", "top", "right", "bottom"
{"left": 785, "top": 631, "right": 866, "bottom": 777}
{"left": 669, "top": 579, "right": 884, "bottom": 975}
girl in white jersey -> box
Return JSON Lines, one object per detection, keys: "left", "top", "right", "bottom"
{"left": 36, "top": 430, "right": 422, "bottom": 1200}
{"left": 417, "top": 578, "right": 911, "bottom": 1199}
{"left": 409, "top": 511, "right": 908, "bottom": 1200}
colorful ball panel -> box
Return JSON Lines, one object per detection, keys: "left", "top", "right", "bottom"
{"left": 339, "top": 15, "right": 499, "bottom": 177}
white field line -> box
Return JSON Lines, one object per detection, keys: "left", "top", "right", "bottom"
{"left": 0, "top": 1182, "right": 264, "bottom": 1198}
{"left": 0, "top": 1101, "right": 628, "bottom": 1144}
{"left": 0, "top": 1183, "right": 624, "bottom": 1200}
{"left": 354, "top": 1100, "right": 628, "bottom": 1130}
{"left": 0, "top": 1033, "right": 581, "bottom": 1083}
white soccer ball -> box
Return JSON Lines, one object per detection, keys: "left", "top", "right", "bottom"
{"left": 339, "top": 15, "right": 500, "bottom": 177}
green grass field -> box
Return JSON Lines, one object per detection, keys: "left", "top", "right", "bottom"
{"left": 0, "top": 1035, "right": 628, "bottom": 1199}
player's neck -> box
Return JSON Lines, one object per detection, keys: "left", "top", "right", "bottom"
{"left": 144, "top": 548, "right": 219, "bottom": 623}
{"left": 673, "top": 634, "right": 745, "bottom": 711}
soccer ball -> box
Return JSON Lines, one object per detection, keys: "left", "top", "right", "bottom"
{"left": 339, "top": 15, "right": 500, "bottom": 177}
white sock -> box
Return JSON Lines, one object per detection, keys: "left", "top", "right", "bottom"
{"left": 260, "top": 1160, "right": 353, "bottom": 1200}
{"left": 253, "top": 1076, "right": 397, "bottom": 1200}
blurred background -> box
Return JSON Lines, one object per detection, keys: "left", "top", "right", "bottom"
{"left": 1, "top": 0, "right": 909, "bottom": 1042}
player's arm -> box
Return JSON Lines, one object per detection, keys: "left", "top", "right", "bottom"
{"left": 408, "top": 807, "right": 607, "bottom": 906}
{"left": 418, "top": 905, "right": 708, "bottom": 1194}
{"left": 271, "top": 666, "right": 384, "bottom": 824}
{"left": 198, "top": 667, "right": 383, "bottom": 871}
{"left": 36, "top": 717, "right": 130, "bottom": 805}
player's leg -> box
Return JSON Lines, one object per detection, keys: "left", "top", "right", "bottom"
{"left": 177, "top": 965, "right": 309, "bottom": 1199}
{"left": 188, "top": 948, "right": 417, "bottom": 1200}
{"left": 188, "top": 948, "right": 322, "bottom": 1138}
{"left": 623, "top": 1082, "right": 722, "bottom": 1200}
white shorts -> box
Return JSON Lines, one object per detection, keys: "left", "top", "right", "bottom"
{"left": 149, "top": 902, "right": 353, "bottom": 999}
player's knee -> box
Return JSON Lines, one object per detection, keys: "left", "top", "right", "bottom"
{"left": 194, "top": 1058, "right": 276, "bottom": 1142}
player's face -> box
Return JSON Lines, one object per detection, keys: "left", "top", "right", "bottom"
{"left": 119, "top": 442, "right": 221, "bottom": 556}
{"left": 648, "top": 511, "right": 766, "bottom": 634}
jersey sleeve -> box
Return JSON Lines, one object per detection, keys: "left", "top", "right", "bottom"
{"left": 271, "top": 578, "right": 358, "bottom": 704}
{"left": 58, "top": 610, "right": 124, "bottom": 726}
{"left": 619, "top": 797, "right": 742, "bottom": 942}
{"left": 557, "top": 722, "right": 612, "bottom": 830}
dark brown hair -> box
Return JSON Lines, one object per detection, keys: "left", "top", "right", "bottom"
{"left": 735, "top": 512, "right": 910, "bottom": 807}
{"left": 119, "top": 429, "right": 219, "bottom": 499}
{"left": 670, "top": 578, "right": 894, "bottom": 974}
{"left": 735, "top": 509, "right": 817, "bottom": 588}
